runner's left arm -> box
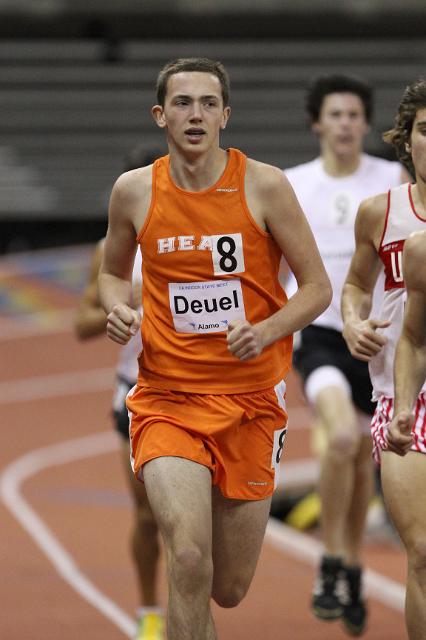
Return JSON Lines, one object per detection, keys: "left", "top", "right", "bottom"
{"left": 228, "top": 164, "right": 331, "bottom": 361}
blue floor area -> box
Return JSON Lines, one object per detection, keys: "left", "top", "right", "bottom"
{"left": 0, "top": 245, "right": 94, "bottom": 317}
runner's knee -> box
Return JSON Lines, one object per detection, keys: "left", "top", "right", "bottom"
{"left": 212, "top": 580, "right": 248, "bottom": 608}
{"left": 407, "top": 537, "right": 426, "bottom": 576}
{"left": 328, "top": 430, "right": 359, "bottom": 459}
{"left": 172, "top": 546, "right": 213, "bottom": 590}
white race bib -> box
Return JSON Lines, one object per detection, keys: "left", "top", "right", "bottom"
{"left": 168, "top": 279, "right": 246, "bottom": 334}
{"left": 210, "top": 233, "right": 245, "bottom": 275}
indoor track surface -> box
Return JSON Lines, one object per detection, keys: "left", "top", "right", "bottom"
{"left": 0, "top": 246, "right": 407, "bottom": 639}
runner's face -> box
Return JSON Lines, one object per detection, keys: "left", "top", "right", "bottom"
{"left": 313, "top": 93, "right": 369, "bottom": 160}
{"left": 410, "top": 107, "right": 426, "bottom": 183}
{"left": 152, "top": 71, "right": 230, "bottom": 153}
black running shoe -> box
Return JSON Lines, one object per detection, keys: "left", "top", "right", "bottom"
{"left": 312, "top": 555, "right": 344, "bottom": 620}
{"left": 341, "top": 565, "right": 368, "bottom": 636}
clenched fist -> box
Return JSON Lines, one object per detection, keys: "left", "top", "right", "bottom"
{"left": 107, "top": 304, "right": 141, "bottom": 345}
{"left": 343, "top": 317, "right": 390, "bottom": 362}
{"left": 386, "top": 411, "right": 414, "bottom": 456}
{"left": 227, "top": 320, "right": 265, "bottom": 361}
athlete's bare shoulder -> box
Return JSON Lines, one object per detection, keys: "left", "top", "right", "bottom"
{"left": 245, "top": 157, "right": 290, "bottom": 196}
{"left": 245, "top": 158, "right": 293, "bottom": 217}
{"left": 109, "top": 164, "right": 154, "bottom": 232}
{"left": 355, "top": 191, "right": 389, "bottom": 249}
{"left": 358, "top": 191, "right": 388, "bottom": 218}
{"left": 244, "top": 157, "right": 307, "bottom": 231}
{"left": 113, "top": 165, "right": 153, "bottom": 202}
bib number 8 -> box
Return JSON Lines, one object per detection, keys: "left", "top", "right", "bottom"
{"left": 211, "top": 233, "right": 245, "bottom": 275}
{"left": 217, "top": 236, "right": 238, "bottom": 272}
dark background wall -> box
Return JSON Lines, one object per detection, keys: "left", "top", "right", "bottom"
{"left": 0, "top": 1, "right": 425, "bottom": 252}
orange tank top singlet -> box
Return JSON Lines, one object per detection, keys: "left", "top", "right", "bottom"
{"left": 136, "top": 148, "right": 292, "bottom": 394}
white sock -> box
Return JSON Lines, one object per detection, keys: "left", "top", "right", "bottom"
{"left": 137, "top": 606, "right": 163, "bottom": 618}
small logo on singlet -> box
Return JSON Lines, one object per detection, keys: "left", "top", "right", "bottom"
{"left": 189, "top": 320, "right": 228, "bottom": 331}
{"left": 216, "top": 188, "right": 238, "bottom": 192}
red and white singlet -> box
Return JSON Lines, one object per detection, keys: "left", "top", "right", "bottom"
{"left": 370, "top": 183, "right": 426, "bottom": 461}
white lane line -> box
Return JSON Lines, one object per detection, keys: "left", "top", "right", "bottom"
{"left": 0, "top": 431, "right": 135, "bottom": 638}
{"left": 0, "top": 427, "right": 405, "bottom": 640}
{"left": 265, "top": 518, "right": 405, "bottom": 612}
{"left": 0, "top": 368, "right": 115, "bottom": 404}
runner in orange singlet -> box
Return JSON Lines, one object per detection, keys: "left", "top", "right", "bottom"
{"left": 99, "top": 57, "right": 332, "bottom": 640}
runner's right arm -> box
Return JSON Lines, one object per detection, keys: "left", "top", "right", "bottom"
{"left": 341, "top": 194, "right": 390, "bottom": 362}
{"left": 99, "top": 170, "right": 150, "bottom": 345}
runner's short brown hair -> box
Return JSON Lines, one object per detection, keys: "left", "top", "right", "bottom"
{"left": 156, "top": 58, "right": 230, "bottom": 107}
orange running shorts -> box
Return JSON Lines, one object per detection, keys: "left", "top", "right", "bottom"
{"left": 126, "top": 380, "right": 288, "bottom": 500}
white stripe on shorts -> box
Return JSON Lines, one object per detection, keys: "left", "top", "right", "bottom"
{"left": 272, "top": 380, "right": 288, "bottom": 489}
{"left": 126, "top": 384, "right": 138, "bottom": 474}
{"left": 371, "top": 393, "right": 426, "bottom": 464}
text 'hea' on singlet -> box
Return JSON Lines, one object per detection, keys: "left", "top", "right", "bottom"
{"left": 136, "top": 148, "right": 292, "bottom": 394}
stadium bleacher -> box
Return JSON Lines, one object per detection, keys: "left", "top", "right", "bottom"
{"left": 0, "top": 37, "right": 425, "bottom": 247}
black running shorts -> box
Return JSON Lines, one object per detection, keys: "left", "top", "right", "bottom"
{"left": 293, "top": 325, "right": 375, "bottom": 416}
